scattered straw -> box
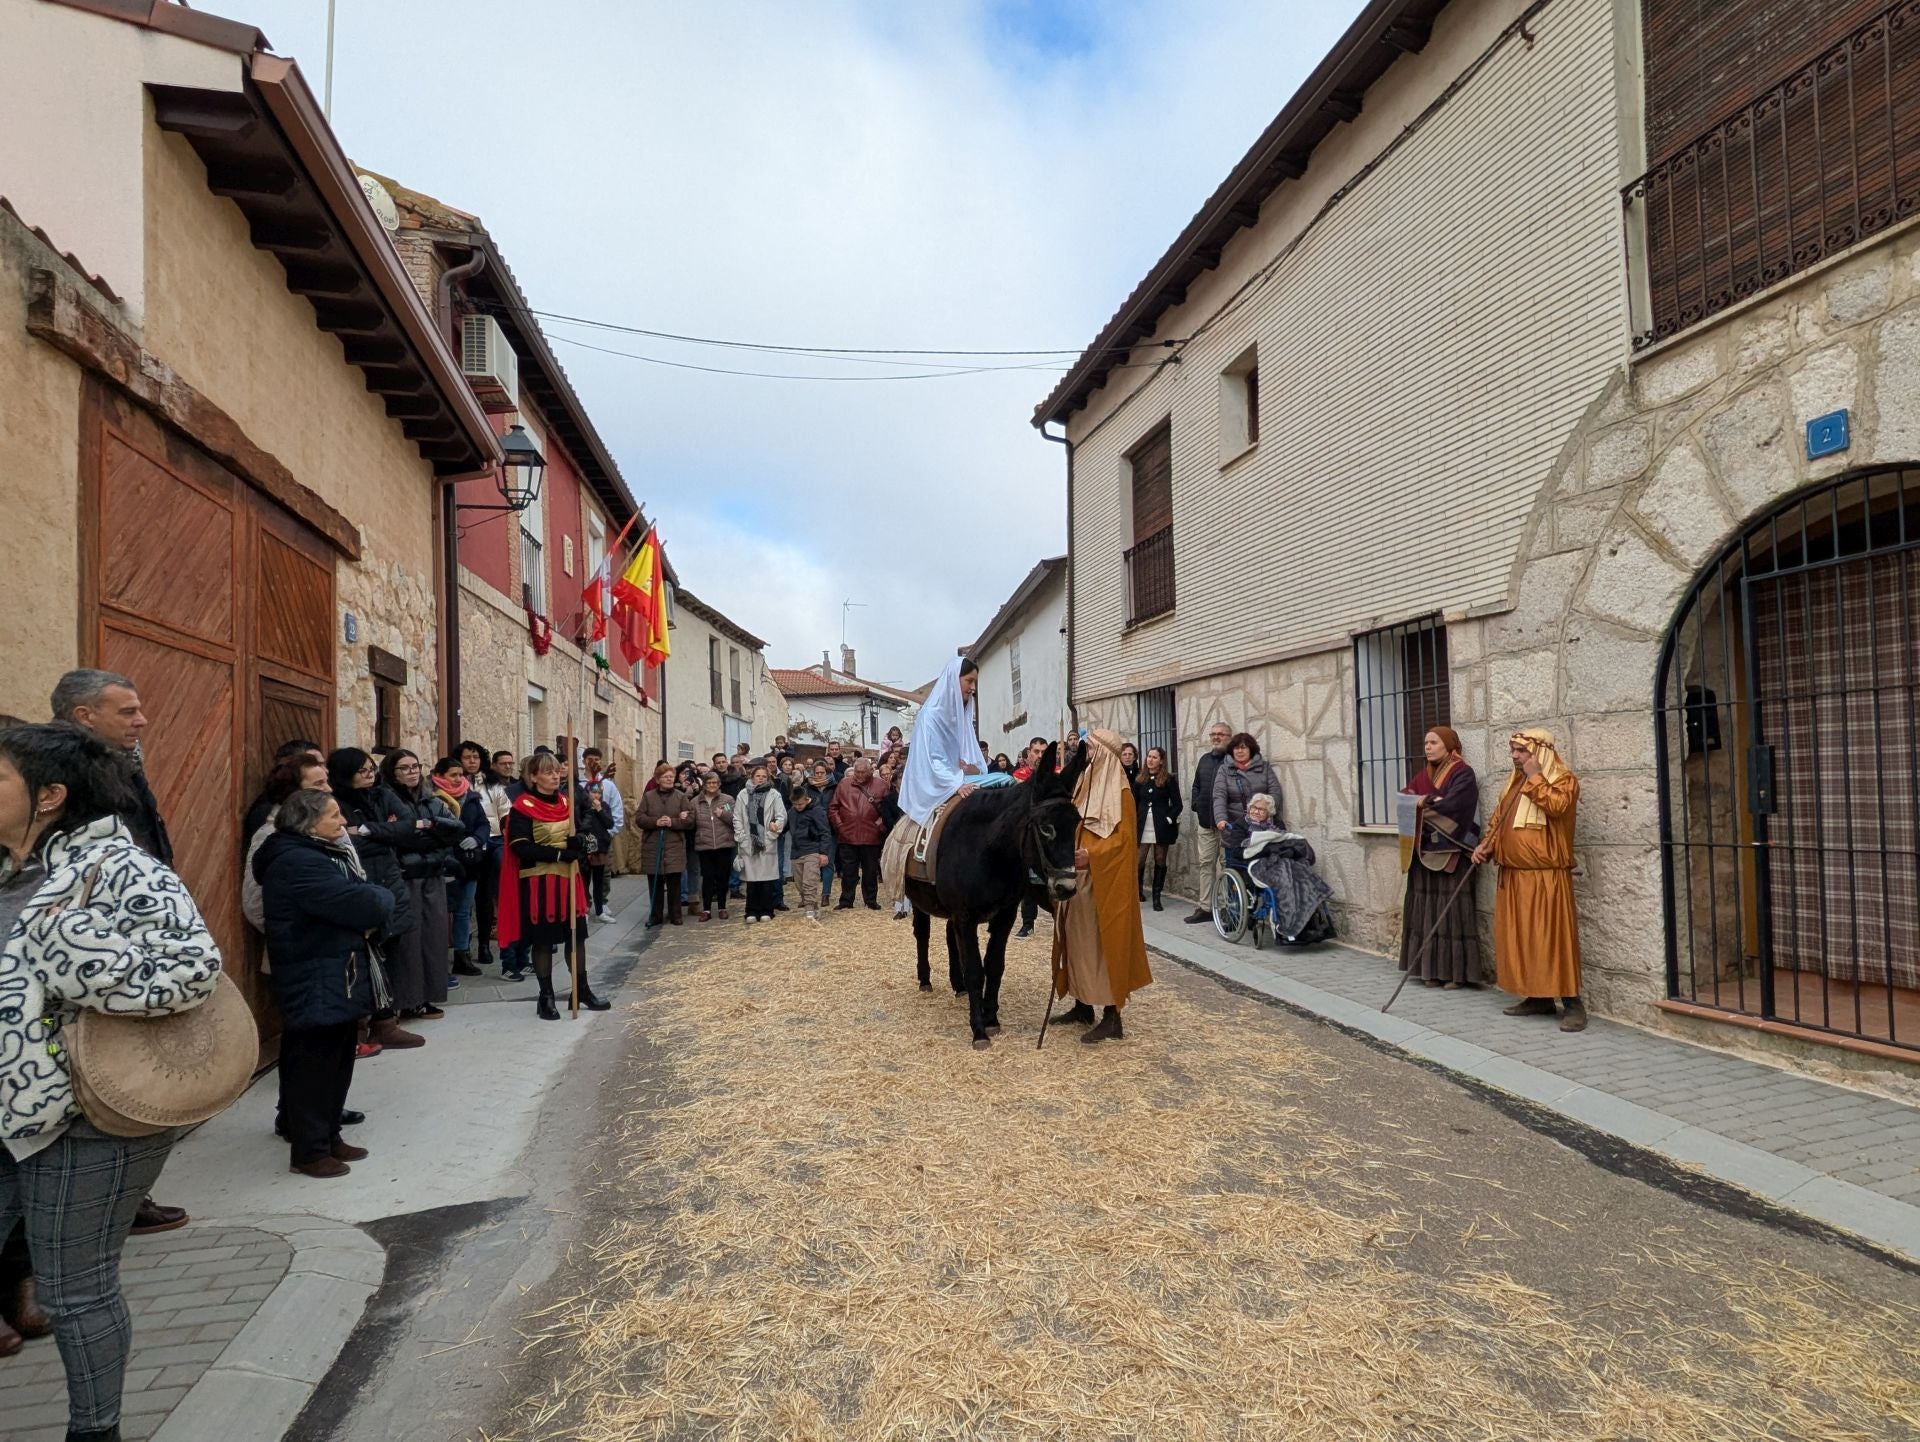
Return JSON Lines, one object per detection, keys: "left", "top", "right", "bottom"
{"left": 491, "top": 911, "right": 1920, "bottom": 1441}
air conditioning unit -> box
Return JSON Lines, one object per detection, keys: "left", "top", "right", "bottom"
{"left": 460, "top": 313, "right": 520, "bottom": 412}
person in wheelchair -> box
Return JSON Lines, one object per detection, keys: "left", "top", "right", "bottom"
{"left": 1216, "top": 792, "right": 1334, "bottom": 947}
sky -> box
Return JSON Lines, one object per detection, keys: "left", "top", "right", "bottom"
{"left": 232, "top": 0, "right": 1364, "bottom": 686}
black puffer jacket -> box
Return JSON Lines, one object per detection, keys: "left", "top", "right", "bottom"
{"left": 787, "top": 797, "right": 833, "bottom": 857}
{"left": 335, "top": 783, "right": 418, "bottom": 937}
{"left": 391, "top": 786, "right": 467, "bottom": 882}
{"left": 1133, "top": 772, "right": 1184, "bottom": 844}
{"left": 1191, "top": 747, "right": 1229, "bottom": 830}
{"left": 253, "top": 831, "right": 393, "bottom": 1029}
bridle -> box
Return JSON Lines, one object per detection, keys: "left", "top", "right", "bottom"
{"left": 1021, "top": 794, "right": 1080, "bottom": 893}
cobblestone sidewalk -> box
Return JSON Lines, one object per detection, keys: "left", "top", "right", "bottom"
{"left": 2, "top": 1224, "right": 291, "bottom": 1442}
{"left": 1140, "top": 905, "right": 1920, "bottom": 1260}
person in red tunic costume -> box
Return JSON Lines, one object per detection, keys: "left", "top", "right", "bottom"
{"left": 499, "top": 753, "right": 611, "bottom": 1021}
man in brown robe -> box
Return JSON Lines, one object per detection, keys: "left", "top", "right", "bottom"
{"left": 1051, "top": 730, "right": 1153, "bottom": 1043}
{"left": 1472, "top": 728, "right": 1585, "bottom": 1032}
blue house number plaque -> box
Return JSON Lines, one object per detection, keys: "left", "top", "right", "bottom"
{"left": 1806, "top": 409, "right": 1850, "bottom": 460}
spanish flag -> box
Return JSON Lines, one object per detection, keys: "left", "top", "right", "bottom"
{"left": 611, "top": 527, "right": 671, "bottom": 670}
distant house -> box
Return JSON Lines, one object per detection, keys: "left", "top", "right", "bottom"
{"left": 666, "top": 589, "right": 786, "bottom": 763}
{"left": 775, "top": 647, "right": 917, "bottom": 752}
{"left": 963, "top": 557, "right": 1067, "bottom": 754}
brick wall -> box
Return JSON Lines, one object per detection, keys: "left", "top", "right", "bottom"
{"left": 1641, "top": 0, "right": 1892, "bottom": 161}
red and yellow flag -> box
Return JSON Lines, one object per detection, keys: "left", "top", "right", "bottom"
{"left": 611, "top": 527, "right": 671, "bottom": 670}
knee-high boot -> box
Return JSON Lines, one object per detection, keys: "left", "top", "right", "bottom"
{"left": 1138, "top": 854, "right": 1147, "bottom": 901}
{"left": 1152, "top": 864, "right": 1167, "bottom": 911}
{"left": 532, "top": 944, "right": 559, "bottom": 1021}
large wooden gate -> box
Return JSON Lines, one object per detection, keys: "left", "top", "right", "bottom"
{"left": 81, "top": 380, "right": 336, "bottom": 1037}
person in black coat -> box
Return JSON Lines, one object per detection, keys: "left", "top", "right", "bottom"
{"left": 255, "top": 789, "right": 394, "bottom": 1179}
{"left": 1132, "top": 746, "right": 1184, "bottom": 912}
{"left": 328, "top": 747, "right": 428, "bottom": 1049}
{"left": 1185, "top": 721, "right": 1233, "bottom": 924}
{"left": 381, "top": 750, "right": 466, "bottom": 1020}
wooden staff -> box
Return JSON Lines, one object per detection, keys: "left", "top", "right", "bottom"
{"left": 1381, "top": 827, "right": 1481, "bottom": 1015}
{"left": 1036, "top": 904, "right": 1065, "bottom": 1050}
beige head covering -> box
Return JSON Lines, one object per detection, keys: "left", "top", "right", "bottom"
{"left": 1072, "top": 729, "right": 1129, "bottom": 839}
{"left": 1498, "top": 727, "right": 1569, "bottom": 830}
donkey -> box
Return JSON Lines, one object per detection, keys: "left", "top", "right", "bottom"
{"left": 905, "top": 741, "right": 1088, "bottom": 1049}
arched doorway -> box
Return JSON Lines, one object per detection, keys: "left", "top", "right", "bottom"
{"left": 1656, "top": 468, "right": 1920, "bottom": 1055}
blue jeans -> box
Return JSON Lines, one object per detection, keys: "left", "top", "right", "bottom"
{"left": 820, "top": 853, "right": 836, "bottom": 902}
{"left": 448, "top": 877, "right": 476, "bottom": 951}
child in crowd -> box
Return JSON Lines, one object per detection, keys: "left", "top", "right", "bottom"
{"left": 786, "top": 781, "right": 833, "bottom": 922}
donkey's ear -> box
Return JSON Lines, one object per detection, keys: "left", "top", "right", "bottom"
{"left": 1029, "top": 741, "right": 1059, "bottom": 790}
{"left": 1056, "top": 740, "right": 1090, "bottom": 795}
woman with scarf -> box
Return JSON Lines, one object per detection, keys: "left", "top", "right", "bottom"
{"left": 1212, "top": 732, "right": 1284, "bottom": 858}
{"left": 328, "top": 748, "right": 428, "bottom": 1052}
{"left": 254, "top": 787, "right": 393, "bottom": 1178}
{"left": 1471, "top": 729, "right": 1585, "bottom": 1031}
{"left": 634, "top": 761, "right": 694, "bottom": 927}
{"left": 1051, "top": 730, "right": 1154, "bottom": 1044}
{"left": 431, "top": 756, "right": 490, "bottom": 975}
{"left": 882, "top": 656, "right": 986, "bottom": 913}
{"left": 380, "top": 750, "right": 465, "bottom": 1022}
{"left": 1133, "top": 745, "right": 1183, "bottom": 911}
{"left": 501, "top": 753, "right": 609, "bottom": 1020}
{"left": 1397, "top": 727, "right": 1482, "bottom": 989}
{"left": 735, "top": 762, "right": 787, "bottom": 922}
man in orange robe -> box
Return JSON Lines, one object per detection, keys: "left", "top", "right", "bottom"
{"left": 1051, "top": 730, "right": 1153, "bottom": 1043}
{"left": 1473, "top": 728, "right": 1585, "bottom": 1032}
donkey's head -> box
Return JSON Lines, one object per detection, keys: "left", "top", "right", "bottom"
{"left": 1021, "top": 741, "right": 1089, "bottom": 901}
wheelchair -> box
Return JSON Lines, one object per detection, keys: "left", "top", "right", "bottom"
{"left": 1211, "top": 843, "right": 1334, "bottom": 949}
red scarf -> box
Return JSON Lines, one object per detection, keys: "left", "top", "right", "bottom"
{"left": 432, "top": 773, "right": 471, "bottom": 801}
{"left": 496, "top": 788, "right": 588, "bottom": 947}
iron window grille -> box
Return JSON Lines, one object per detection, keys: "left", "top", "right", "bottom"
{"left": 1135, "top": 685, "right": 1177, "bottom": 779}
{"left": 1623, "top": 0, "right": 1920, "bottom": 350}
{"left": 729, "top": 648, "right": 743, "bottom": 717}
{"left": 519, "top": 531, "right": 545, "bottom": 615}
{"left": 709, "top": 638, "right": 723, "bottom": 708}
{"left": 1010, "top": 635, "right": 1023, "bottom": 710}
{"left": 1656, "top": 467, "right": 1920, "bottom": 1053}
{"left": 1125, "top": 526, "right": 1176, "bottom": 625}
{"left": 1353, "top": 616, "right": 1451, "bottom": 827}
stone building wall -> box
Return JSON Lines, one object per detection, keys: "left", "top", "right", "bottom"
{"left": 1077, "top": 221, "right": 1920, "bottom": 1058}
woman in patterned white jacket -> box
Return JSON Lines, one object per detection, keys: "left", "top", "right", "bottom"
{"left": 0, "top": 721, "right": 221, "bottom": 1442}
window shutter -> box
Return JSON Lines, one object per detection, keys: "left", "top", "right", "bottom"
{"left": 1129, "top": 423, "right": 1173, "bottom": 544}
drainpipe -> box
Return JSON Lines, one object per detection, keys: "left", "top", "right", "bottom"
{"left": 1041, "top": 421, "right": 1073, "bottom": 734}
{"left": 435, "top": 246, "right": 489, "bottom": 754}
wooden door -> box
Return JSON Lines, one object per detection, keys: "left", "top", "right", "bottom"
{"left": 82, "top": 380, "right": 337, "bottom": 1040}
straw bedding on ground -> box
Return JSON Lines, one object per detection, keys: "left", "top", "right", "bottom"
{"left": 492, "top": 910, "right": 1920, "bottom": 1441}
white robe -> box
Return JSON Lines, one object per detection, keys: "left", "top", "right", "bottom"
{"left": 898, "top": 657, "right": 986, "bottom": 826}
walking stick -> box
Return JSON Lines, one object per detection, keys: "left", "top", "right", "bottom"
{"left": 1381, "top": 828, "right": 1482, "bottom": 1015}
{"left": 1036, "top": 903, "right": 1065, "bottom": 1050}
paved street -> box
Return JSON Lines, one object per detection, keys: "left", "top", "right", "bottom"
{"left": 478, "top": 909, "right": 1920, "bottom": 1442}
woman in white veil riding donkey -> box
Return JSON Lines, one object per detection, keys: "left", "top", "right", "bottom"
{"left": 880, "top": 655, "right": 986, "bottom": 915}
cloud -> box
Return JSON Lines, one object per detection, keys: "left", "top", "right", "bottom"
{"left": 237, "top": 0, "right": 1364, "bottom": 684}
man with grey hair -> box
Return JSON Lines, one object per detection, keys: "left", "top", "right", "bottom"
{"left": 50, "top": 668, "right": 191, "bottom": 1235}
{"left": 51, "top": 668, "right": 171, "bottom": 867}
{"left": 1185, "top": 720, "right": 1234, "bottom": 924}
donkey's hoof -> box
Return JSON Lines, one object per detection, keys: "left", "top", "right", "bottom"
{"left": 918, "top": 981, "right": 933, "bottom": 992}
{"left": 983, "top": 1018, "right": 1002, "bottom": 1032}
{"left": 971, "top": 1036, "right": 993, "bottom": 1051}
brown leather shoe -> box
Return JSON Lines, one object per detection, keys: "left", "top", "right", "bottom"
{"left": 10, "top": 1277, "right": 52, "bottom": 1339}
{"left": 291, "top": 1156, "right": 351, "bottom": 1179}
{"left": 372, "top": 1018, "right": 426, "bottom": 1049}
{"left": 1502, "top": 997, "right": 1557, "bottom": 1017}
{"left": 0, "top": 1312, "right": 21, "bottom": 1359}
{"left": 1559, "top": 1001, "right": 1589, "bottom": 1032}
{"left": 331, "top": 1141, "right": 370, "bottom": 1162}
{"left": 130, "top": 1196, "right": 189, "bottom": 1234}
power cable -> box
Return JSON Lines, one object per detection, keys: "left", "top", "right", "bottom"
{"left": 545, "top": 332, "right": 1069, "bottom": 381}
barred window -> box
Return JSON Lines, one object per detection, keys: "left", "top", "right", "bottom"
{"left": 1136, "top": 685, "right": 1176, "bottom": 776}
{"left": 1010, "top": 636, "right": 1023, "bottom": 710}
{"left": 1354, "top": 616, "right": 1450, "bottom": 826}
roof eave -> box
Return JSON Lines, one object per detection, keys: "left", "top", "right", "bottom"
{"left": 1032, "top": 0, "right": 1445, "bottom": 428}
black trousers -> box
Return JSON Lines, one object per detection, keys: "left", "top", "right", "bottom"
{"left": 746, "top": 878, "right": 780, "bottom": 918}
{"left": 649, "top": 870, "right": 683, "bottom": 924}
{"left": 697, "top": 848, "right": 734, "bottom": 910}
{"left": 837, "top": 843, "right": 881, "bottom": 906}
{"left": 476, "top": 843, "right": 500, "bottom": 958}
{"left": 280, "top": 1021, "right": 358, "bottom": 1165}
{"left": 1020, "top": 895, "right": 1039, "bottom": 928}
{"left": 587, "top": 863, "right": 611, "bottom": 913}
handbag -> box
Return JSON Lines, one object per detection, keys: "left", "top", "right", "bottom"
{"left": 67, "top": 972, "right": 260, "bottom": 1138}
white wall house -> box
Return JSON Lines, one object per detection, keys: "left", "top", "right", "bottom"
{"left": 964, "top": 556, "right": 1067, "bottom": 755}
{"left": 665, "top": 588, "right": 787, "bottom": 764}
{"left": 774, "top": 667, "right": 912, "bottom": 752}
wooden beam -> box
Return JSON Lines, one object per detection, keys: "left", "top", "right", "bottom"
{"left": 402, "top": 418, "right": 458, "bottom": 441}
{"left": 26, "top": 267, "right": 361, "bottom": 560}
{"left": 1266, "top": 152, "right": 1307, "bottom": 180}
{"left": 1228, "top": 199, "right": 1262, "bottom": 227}
{"left": 250, "top": 218, "right": 334, "bottom": 254}
{"left": 383, "top": 393, "right": 443, "bottom": 418}
{"left": 309, "top": 299, "right": 388, "bottom": 334}
{"left": 340, "top": 336, "right": 408, "bottom": 365}
{"left": 1384, "top": 19, "right": 1431, "bottom": 53}
{"left": 363, "top": 366, "right": 428, "bottom": 395}
{"left": 1323, "top": 92, "right": 1363, "bottom": 123}
{"left": 206, "top": 162, "right": 298, "bottom": 199}
{"left": 1194, "top": 245, "right": 1223, "bottom": 270}
{"left": 149, "top": 86, "right": 257, "bottom": 140}
{"left": 281, "top": 261, "right": 362, "bottom": 297}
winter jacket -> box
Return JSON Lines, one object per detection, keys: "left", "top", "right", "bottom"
{"left": 478, "top": 777, "right": 513, "bottom": 839}
{"left": 579, "top": 772, "right": 624, "bottom": 833}
{"left": 391, "top": 786, "right": 468, "bottom": 883}
{"left": 575, "top": 787, "right": 615, "bottom": 867}
{"left": 125, "top": 758, "right": 174, "bottom": 866}
{"left": 633, "top": 783, "right": 695, "bottom": 874}
{"left": 828, "top": 772, "right": 890, "bottom": 846}
{"left": 787, "top": 797, "right": 833, "bottom": 858}
{"left": 690, "top": 792, "right": 737, "bottom": 852}
{"left": 0, "top": 816, "right": 220, "bottom": 1153}
{"left": 1191, "top": 746, "right": 1230, "bottom": 830}
{"left": 253, "top": 830, "right": 392, "bottom": 1030}
{"left": 735, "top": 784, "right": 787, "bottom": 884}
{"left": 1133, "top": 772, "right": 1184, "bottom": 844}
{"left": 336, "top": 783, "right": 417, "bottom": 938}
{"left": 1213, "top": 754, "right": 1284, "bottom": 834}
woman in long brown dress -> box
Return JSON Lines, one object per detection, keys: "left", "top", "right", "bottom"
{"left": 1472, "top": 728, "right": 1585, "bottom": 1032}
{"left": 1397, "top": 726, "right": 1482, "bottom": 987}
{"left": 1051, "top": 730, "right": 1153, "bottom": 1044}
